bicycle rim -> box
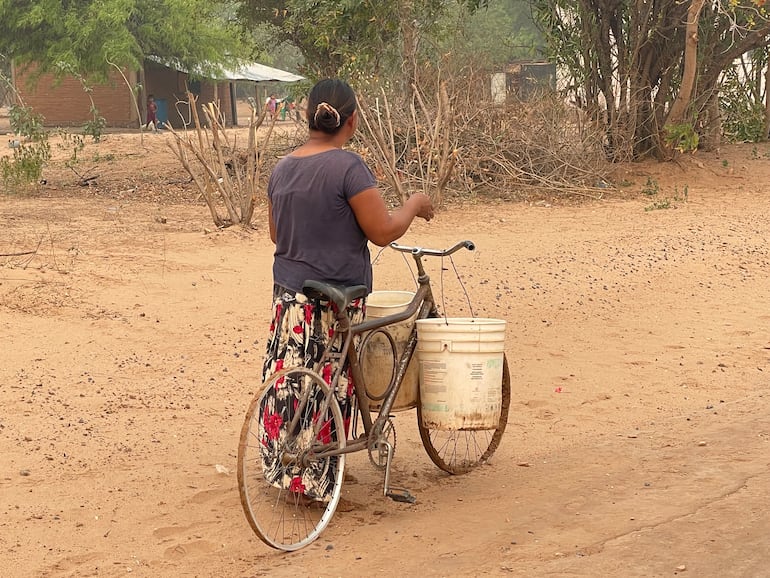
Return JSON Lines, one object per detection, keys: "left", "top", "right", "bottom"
{"left": 237, "top": 367, "right": 346, "bottom": 550}
{"left": 417, "top": 354, "right": 510, "bottom": 474}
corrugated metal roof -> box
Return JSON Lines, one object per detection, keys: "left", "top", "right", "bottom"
{"left": 148, "top": 56, "right": 304, "bottom": 83}
{"left": 218, "top": 63, "right": 304, "bottom": 83}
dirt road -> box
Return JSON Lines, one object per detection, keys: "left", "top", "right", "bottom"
{"left": 1, "top": 140, "right": 769, "bottom": 577}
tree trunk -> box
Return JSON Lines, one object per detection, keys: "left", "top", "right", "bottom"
{"left": 400, "top": 0, "right": 417, "bottom": 103}
{"left": 666, "top": 0, "right": 706, "bottom": 126}
{"left": 699, "top": 89, "right": 721, "bottom": 152}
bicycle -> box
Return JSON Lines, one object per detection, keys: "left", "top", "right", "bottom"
{"left": 237, "top": 240, "right": 511, "bottom": 551}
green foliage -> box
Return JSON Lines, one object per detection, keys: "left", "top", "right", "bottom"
{"left": 1, "top": 140, "right": 51, "bottom": 191}
{"left": 83, "top": 106, "right": 107, "bottom": 143}
{"left": 0, "top": 0, "right": 247, "bottom": 83}
{"left": 56, "top": 129, "right": 86, "bottom": 168}
{"left": 674, "top": 185, "right": 688, "bottom": 202}
{"left": 720, "top": 51, "right": 767, "bottom": 143}
{"left": 9, "top": 104, "right": 46, "bottom": 140}
{"left": 529, "top": 0, "right": 770, "bottom": 160}
{"left": 641, "top": 179, "right": 686, "bottom": 211}
{"left": 0, "top": 54, "right": 12, "bottom": 107}
{"left": 747, "top": 146, "right": 770, "bottom": 160}
{"left": 665, "top": 122, "right": 699, "bottom": 153}
{"left": 238, "top": 0, "right": 494, "bottom": 80}
{"left": 447, "top": 0, "right": 545, "bottom": 68}
{"left": 644, "top": 198, "right": 671, "bottom": 211}
{"left": 1, "top": 105, "right": 50, "bottom": 191}
{"left": 641, "top": 177, "right": 659, "bottom": 197}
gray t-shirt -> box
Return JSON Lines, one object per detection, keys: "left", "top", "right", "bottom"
{"left": 267, "top": 149, "right": 378, "bottom": 293}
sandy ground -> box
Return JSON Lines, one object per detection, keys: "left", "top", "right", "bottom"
{"left": 1, "top": 129, "right": 770, "bottom": 578}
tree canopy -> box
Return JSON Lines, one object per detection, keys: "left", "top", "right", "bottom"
{"left": 237, "top": 0, "right": 494, "bottom": 81}
{"left": 0, "top": 0, "right": 247, "bottom": 82}
{"left": 455, "top": 0, "right": 544, "bottom": 67}
{"left": 532, "top": 0, "right": 770, "bottom": 158}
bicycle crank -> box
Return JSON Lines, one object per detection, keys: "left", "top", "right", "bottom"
{"left": 367, "top": 417, "right": 396, "bottom": 470}
{"left": 380, "top": 439, "right": 416, "bottom": 504}
{"left": 367, "top": 419, "right": 417, "bottom": 504}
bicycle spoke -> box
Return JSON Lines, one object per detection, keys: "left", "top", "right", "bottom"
{"left": 238, "top": 367, "right": 346, "bottom": 550}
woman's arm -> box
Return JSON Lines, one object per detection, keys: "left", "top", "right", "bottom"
{"left": 349, "top": 189, "right": 434, "bottom": 247}
{"left": 267, "top": 200, "right": 277, "bottom": 244}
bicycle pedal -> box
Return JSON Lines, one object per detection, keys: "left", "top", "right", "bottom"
{"left": 386, "top": 488, "right": 416, "bottom": 504}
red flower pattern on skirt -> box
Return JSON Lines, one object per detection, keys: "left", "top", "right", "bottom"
{"left": 263, "top": 410, "right": 283, "bottom": 440}
{"left": 258, "top": 285, "right": 365, "bottom": 500}
{"left": 289, "top": 476, "right": 306, "bottom": 494}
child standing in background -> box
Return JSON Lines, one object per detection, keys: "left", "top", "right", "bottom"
{"left": 146, "top": 95, "right": 158, "bottom": 132}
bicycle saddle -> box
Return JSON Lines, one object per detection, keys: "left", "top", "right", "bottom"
{"left": 302, "top": 280, "right": 368, "bottom": 310}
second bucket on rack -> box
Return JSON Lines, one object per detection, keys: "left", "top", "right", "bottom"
{"left": 360, "top": 291, "right": 419, "bottom": 412}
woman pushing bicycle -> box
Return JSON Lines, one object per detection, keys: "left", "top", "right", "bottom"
{"left": 261, "top": 79, "right": 434, "bottom": 502}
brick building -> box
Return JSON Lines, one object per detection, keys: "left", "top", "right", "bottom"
{"left": 13, "top": 59, "right": 236, "bottom": 129}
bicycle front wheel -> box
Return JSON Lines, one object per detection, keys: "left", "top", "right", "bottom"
{"left": 237, "top": 367, "right": 346, "bottom": 551}
{"left": 417, "top": 354, "right": 510, "bottom": 474}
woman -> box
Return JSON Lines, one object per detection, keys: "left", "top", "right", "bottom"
{"left": 260, "top": 78, "right": 433, "bottom": 500}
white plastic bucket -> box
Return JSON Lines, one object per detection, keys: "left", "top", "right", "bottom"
{"left": 360, "top": 291, "right": 419, "bottom": 412}
{"left": 416, "top": 318, "right": 506, "bottom": 430}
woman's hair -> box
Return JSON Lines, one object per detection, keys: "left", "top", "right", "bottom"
{"left": 306, "top": 79, "right": 357, "bottom": 134}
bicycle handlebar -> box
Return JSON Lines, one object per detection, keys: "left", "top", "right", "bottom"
{"left": 389, "top": 240, "right": 475, "bottom": 257}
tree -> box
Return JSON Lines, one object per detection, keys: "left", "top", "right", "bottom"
{"left": 237, "top": 0, "right": 491, "bottom": 82}
{"left": 448, "top": 0, "right": 545, "bottom": 69}
{"left": 532, "top": 0, "right": 770, "bottom": 160}
{"left": 0, "top": 0, "right": 248, "bottom": 83}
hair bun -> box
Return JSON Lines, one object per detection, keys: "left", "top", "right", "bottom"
{"left": 314, "top": 102, "right": 341, "bottom": 129}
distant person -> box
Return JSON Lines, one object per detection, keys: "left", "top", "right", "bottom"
{"left": 146, "top": 95, "right": 158, "bottom": 132}
{"left": 266, "top": 94, "right": 277, "bottom": 121}
{"left": 282, "top": 95, "right": 295, "bottom": 122}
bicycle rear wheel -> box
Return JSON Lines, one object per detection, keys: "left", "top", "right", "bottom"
{"left": 417, "top": 354, "right": 510, "bottom": 474}
{"left": 238, "top": 367, "right": 346, "bottom": 551}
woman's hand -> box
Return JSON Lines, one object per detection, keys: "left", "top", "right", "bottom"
{"left": 350, "top": 188, "right": 435, "bottom": 246}
{"left": 407, "top": 192, "right": 434, "bottom": 221}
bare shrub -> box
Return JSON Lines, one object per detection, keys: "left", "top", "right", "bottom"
{"left": 455, "top": 90, "right": 611, "bottom": 199}
{"left": 356, "top": 70, "right": 612, "bottom": 206}
{"left": 166, "top": 94, "right": 303, "bottom": 228}
{"left": 357, "top": 80, "right": 456, "bottom": 207}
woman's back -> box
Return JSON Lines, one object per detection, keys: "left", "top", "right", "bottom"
{"left": 268, "top": 148, "right": 377, "bottom": 292}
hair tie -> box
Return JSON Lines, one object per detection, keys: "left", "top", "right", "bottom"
{"left": 314, "top": 102, "right": 341, "bottom": 127}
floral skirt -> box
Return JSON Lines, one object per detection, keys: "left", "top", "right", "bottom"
{"left": 259, "top": 285, "right": 365, "bottom": 500}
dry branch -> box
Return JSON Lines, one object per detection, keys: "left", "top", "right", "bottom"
{"left": 356, "top": 71, "right": 612, "bottom": 204}
{"left": 166, "top": 93, "right": 280, "bottom": 228}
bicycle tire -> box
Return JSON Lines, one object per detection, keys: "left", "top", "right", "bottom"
{"left": 417, "top": 354, "right": 510, "bottom": 474}
{"left": 237, "top": 367, "right": 346, "bottom": 551}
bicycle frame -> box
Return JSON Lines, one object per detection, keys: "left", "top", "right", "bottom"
{"left": 302, "top": 240, "right": 475, "bottom": 462}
